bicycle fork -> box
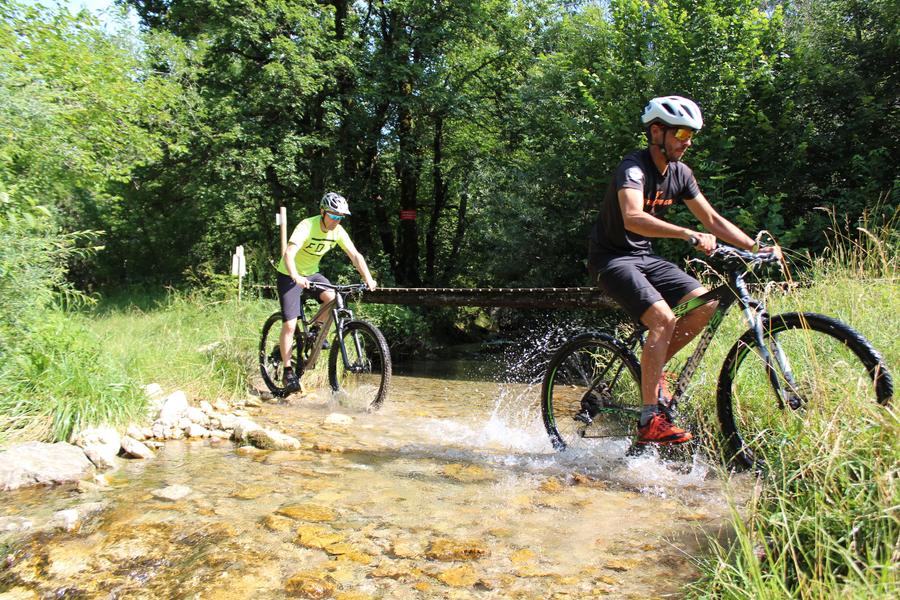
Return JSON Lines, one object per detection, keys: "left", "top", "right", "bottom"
{"left": 739, "top": 288, "right": 802, "bottom": 410}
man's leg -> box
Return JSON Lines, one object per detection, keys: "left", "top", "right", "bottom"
{"left": 665, "top": 287, "right": 717, "bottom": 362}
{"left": 637, "top": 300, "right": 692, "bottom": 444}
{"left": 279, "top": 317, "right": 298, "bottom": 367}
{"left": 639, "top": 301, "right": 677, "bottom": 407}
{"left": 311, "top": 290, "right": 336, "bottom": 327}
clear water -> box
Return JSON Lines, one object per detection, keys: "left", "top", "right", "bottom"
{"left": 0, "top": 361, "right": 744, "bottom": 599}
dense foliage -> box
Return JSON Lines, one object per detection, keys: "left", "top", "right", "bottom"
{"left": 0, "top": 1, "right": 178, "bottom": 441}
{"left": 40, "top": 0, "right": 890, "bottom": 290}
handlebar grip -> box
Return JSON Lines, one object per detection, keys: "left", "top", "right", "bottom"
{"left": 688, "top": 235, "right": 699, "bottom": 247}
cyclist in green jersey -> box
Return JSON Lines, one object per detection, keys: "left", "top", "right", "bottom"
{"left": 276, "top": 192, "right": 377, "bottom": 393}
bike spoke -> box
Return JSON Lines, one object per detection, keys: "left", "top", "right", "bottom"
{"left": 721, "top": 313, "right": 889, "bottom": 468}
{"left": 543, "top": 337, "right": 641, "bottom": 451}
{"left": 328, "top": 321, "right": 391, "bottom": 410}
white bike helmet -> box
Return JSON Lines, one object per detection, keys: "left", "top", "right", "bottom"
{"left": 320, "top": 192, "right": 351, "bottom": 215}
{"left": 641, "top": 96, "right": 703, "bottom": 130}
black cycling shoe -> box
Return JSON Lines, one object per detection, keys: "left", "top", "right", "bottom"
{"left": 282, "top": 368, "right": 301, "bottom": 393}
{"left": 308, "top": 325, "right": 330, "bottom": 350}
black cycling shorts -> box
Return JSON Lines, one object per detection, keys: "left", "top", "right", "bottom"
{"left": 276, "top": 272, "right": 331, "bottom": 321}
{"left": 595, "top": 254, "right": 702, "bottom": 323}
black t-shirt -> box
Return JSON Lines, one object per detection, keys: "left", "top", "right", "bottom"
{"left": 588, "top": 149, "right": 700, "bottom": 268}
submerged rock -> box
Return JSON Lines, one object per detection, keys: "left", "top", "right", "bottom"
{"left": 247, "top": 428, "right": 301, "bottom": 451}
{"left": 436, "top": 564, "right": 478, "bottom": 587}
{"left": 0, "top": 441, "right": 94, "bottom": 491}
{"left": 151, "top": 484, "right": 192, "bottom": 501}
{"left": 277, "top": 504, "right": 336, "bottom": 522}
{"left": 426, "top": 538, "right": 490, "bottom": 561}
{"left": 0, "top": 516, "right": 33, "bottom": 532}
{"left": 323, "top": 413, "right": 353, "bottom": 426}
{"left": 284, "top": 572, "right": 335, "bottom": 599}
{"left": 441, "top": 464, "right": 495, "bottom": 483}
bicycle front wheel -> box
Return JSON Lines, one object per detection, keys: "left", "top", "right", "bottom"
{"left": 541, "top": 333, "right": 642, "bottom": 452}
{"left": 328, "top": 320, "right": 392, "bottom": 410}
{"left": 717, "top": 312, "right": 893, "bottom": 469}
{"left": 259, "top": 312, "right": 298, "bottom": 398}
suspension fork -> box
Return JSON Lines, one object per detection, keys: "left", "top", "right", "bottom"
{"left": 735, "top": 276, "right": 799, "bottom": 409}
{"left": 331, "top": 293, "right": 364, "bottom": 371}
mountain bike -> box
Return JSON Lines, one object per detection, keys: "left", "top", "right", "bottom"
{"left": 259, "top": 282, "right": 391, "bottom": 409}
{"left": 541, "top": 243, "right": 893, "bottom": 468}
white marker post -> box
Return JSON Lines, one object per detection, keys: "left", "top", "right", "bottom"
{"left": 231, "top": 245, "right": 246, "bottom": 300}
{"left": 278, "top": 206, "right": 287, "bottom": 256}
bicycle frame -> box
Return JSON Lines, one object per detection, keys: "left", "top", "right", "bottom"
{"left": 297, "top": 285, "right": 364, "bottom": 372}
{"left": 622, "top": 258, "right": 798, "bottom": 413}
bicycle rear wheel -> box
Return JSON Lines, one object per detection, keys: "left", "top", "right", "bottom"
{"left": 541, "top": 333, "right": 642, "bottom": 451}
{"left": 717, "top": 312, "right": 893, "bottom": 469}
{"left": 328, "top": 320, "right": 392, "bottom": 410}
{"left": 259, "top": 312, "right": 299, "bottom": 398}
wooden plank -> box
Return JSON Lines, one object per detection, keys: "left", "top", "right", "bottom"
{"left": 359, "top": 287, "right": 617, "bottom": 310}
{"left": 248, "top": 285, "right": 618, "bottom": 309}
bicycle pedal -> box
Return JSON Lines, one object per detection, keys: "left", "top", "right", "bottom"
{"left": 573, "top": 411, "right": 593, "bottom": 425}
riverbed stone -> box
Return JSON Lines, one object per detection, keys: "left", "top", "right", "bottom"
{"left": 426, "top": 538, "right": 490, "bottom": 561}
{"left": 294, "top": 524, "right": 346, "bottom": 549}
{"left": 186, "top": 423, "right": 210, "bottom": 438}
{"left": 390, "top": 540, "right": 424, "bottom": 559}
{"left": 185, "top": 406, "right": 209, "bottom": 425}
{"left": 158, "top": 390, "right": 189, "bottom": 425}
{"left": 284, "top": 572, "right": 335, "bottom": 599}
{"left": 539, "top": 477, "right": 564, "bottom": 493}
{"left": 441, "top": 464, "right": 495, "bottom": 483}
{"left": 261, "top": 514, "right": 295, "bottom": 532}
{"left": 0, "top": 441, "right": 94, "bottom": 490}
{"left": 324, "top": 413, "right": 353, "bottom": 426}
{"left": 120, "top": 436, "right": 155, "bottom": 459}
{"left": 604, "top": 558, "right": 639, "bottom": 572}
{"left": 437, "top": 564, "right": 478, "bottom": 587}
{"left": 278, "top": 504, "right": 336, "bottom": 522}
{"left": 231, "top": 417, "right": 263, "bottom": 443}
{"left": 230, "top": 485, "right": 269, "bottom": 500}
{"left": 510, "top": 548, "right": 538, "bottom": 564}
{"left": 125, "top": 424, "right": 146, "bottom": 441}
{"left": 247, "top": 428, "right": 301, "bottom": 451}
{"left": 0, "top": 516, "right": 33, "bottom": 532}
{"left": 151, "top": 484, "right": 192, "bottom": 501}
{"left": 72, "top": 426, "right": 121, "bottom": 471}
{"left": 0, "top": 586, "right": 39, "bottom": 599}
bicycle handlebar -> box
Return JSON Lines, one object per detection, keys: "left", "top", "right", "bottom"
{"left": 306, "top": 281, "right": 369, "bottom": 294}
{"left": 688, "top": 236, "right": 780, "bottom": 268}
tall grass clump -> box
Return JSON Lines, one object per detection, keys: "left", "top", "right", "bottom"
{"left": 0, "top": 190, "right": 146, "bottom": 445}
{"left": 86, "top": 283, "right": 279, "bottom": 402}
{"left": 689, "top": 210, "right": 899, "bottom": 598}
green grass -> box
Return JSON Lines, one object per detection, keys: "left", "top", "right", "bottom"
{"left": 684, "top": 224, "right": 899, "bottom": 599}
{"left": 87, "top": 289, "right": 276, "bottom": 402}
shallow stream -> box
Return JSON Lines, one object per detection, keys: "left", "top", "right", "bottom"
{"left": 0, "top": 361, "right": 746, "bottom": 599}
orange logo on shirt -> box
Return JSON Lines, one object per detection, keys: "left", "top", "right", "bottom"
{"left": 644, "top": 191, "right": 673, "bottom": 210}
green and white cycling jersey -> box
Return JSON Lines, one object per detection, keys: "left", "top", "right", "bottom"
{"left": 276, "top": 216, "right": 354, "bottom": 276}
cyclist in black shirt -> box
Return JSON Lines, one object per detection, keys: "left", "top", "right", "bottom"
{"left": 588, "top": 95, "right": 781, "bottom": 445}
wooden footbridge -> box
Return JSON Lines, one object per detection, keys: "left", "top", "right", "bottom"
{"left": 358, "top": 286, "right": 617, "bottom": 310}
{"left": 252, "top": 284, "right": 617, "bottom": 310}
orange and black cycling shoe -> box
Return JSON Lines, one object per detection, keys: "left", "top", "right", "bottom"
{"left": 636, "top": 413, "right": 693, "bottom": 445}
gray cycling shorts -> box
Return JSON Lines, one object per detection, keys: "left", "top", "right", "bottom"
{"left": 276, "top": 272, "right": 331, "bottom": 321}
{"left": 595, "top": 254, "right": 702, "bottom": 323}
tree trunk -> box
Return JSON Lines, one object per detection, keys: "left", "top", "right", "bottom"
{"left": 396, "top": 84, "right": 422, "bottom": 285}
{"left": 425, "top": 113, "right": 446, "bottom": 283}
